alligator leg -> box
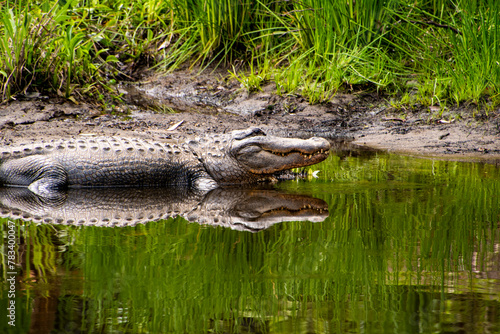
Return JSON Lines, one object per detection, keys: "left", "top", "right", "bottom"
{"left": 0, "top": 156, "right": 68, "bottom": 197}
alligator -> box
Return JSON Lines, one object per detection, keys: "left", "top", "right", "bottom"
{"left": 0, "top": 187, "right": 329, "bottom": 232}
{"left": 0, "top": 127, "right": 330, "bottom": 196}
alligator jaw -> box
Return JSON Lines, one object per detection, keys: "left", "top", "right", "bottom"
{"left": 233, "top": 135, "right": 331, "bottom": 174}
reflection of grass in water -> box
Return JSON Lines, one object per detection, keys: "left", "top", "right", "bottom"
{"left": 0, "top": 221, "right": 60, "bottom": 288}
{"left": 1, "top": 155, "right": 499, "bottom": 332}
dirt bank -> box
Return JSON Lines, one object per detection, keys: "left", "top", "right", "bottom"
{"left": 1, "top": 69, "right": 499, "bottom": 163}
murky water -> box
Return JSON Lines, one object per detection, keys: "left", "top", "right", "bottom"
{"left": 1, "top": 153, "right": 499, "bottom": 333}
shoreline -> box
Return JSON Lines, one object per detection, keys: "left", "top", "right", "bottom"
{"left": 1, "top": 71, "right": 499, "bottom": 163}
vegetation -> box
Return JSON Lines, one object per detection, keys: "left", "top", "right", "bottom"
{"left": 0, "top": 0, "right": 499, "bottom": 109}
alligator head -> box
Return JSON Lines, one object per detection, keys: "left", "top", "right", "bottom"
{"left": 189, "top": 127, "right": 331, "bottom": 184}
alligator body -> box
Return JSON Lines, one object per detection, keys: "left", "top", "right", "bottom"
{"left": 0, "top": 127, "right": 330, "bottom": 196}
{"left": 0, "top": 187, "right": 329, "bottom": 232}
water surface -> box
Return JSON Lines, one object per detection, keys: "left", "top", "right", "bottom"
{"left": 1, "top": 153, "right": 499, "bottom": 333}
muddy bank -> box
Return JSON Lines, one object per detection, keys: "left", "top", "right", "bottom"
{"left": 1, "top": 69, "right": 499, "bottom": 163}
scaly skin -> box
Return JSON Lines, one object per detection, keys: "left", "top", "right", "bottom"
{"left": 0, "top": 127, "right": 330, "bottom": 195}
{"left": 0, "top": 187, "right": 329, "bottom": 232}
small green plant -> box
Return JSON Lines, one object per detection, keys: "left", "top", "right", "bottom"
{"left": 228, "top": 54, "right": 273, "bottom": 92}
{"left": 61, "top": 24, "right": 85, "bottom": 98}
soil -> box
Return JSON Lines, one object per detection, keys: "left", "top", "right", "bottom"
{"left": 1, "top": 68, "right": 499, "bottom": 164}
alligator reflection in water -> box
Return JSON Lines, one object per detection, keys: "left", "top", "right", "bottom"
{"left": 0, "top": 186, "right": 328, "bottom": 232}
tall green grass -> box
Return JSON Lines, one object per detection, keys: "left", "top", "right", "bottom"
{"left": 0, "top": 0, "right": 498, "bottom": 109}
{"left": 388, "top": 0, "right": 500, "bottom": 107}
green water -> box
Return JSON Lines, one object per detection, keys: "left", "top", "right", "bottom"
{"left": 1, "top": 153, "right": 499, "bottom": 333}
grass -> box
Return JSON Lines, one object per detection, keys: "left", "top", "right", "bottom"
{"left": 0, "top": 0, "right": 499, "bottom": 110}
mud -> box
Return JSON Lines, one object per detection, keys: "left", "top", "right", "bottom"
{"left": 1, "top": 68, "right": 499, "bottom": 163}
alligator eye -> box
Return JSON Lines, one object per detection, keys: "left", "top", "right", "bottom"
{"left": 233, "top": 127, "right": 267, "bottom": 140}
{"left": 249, "top": 128, "right": 266, "bottom": 137}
